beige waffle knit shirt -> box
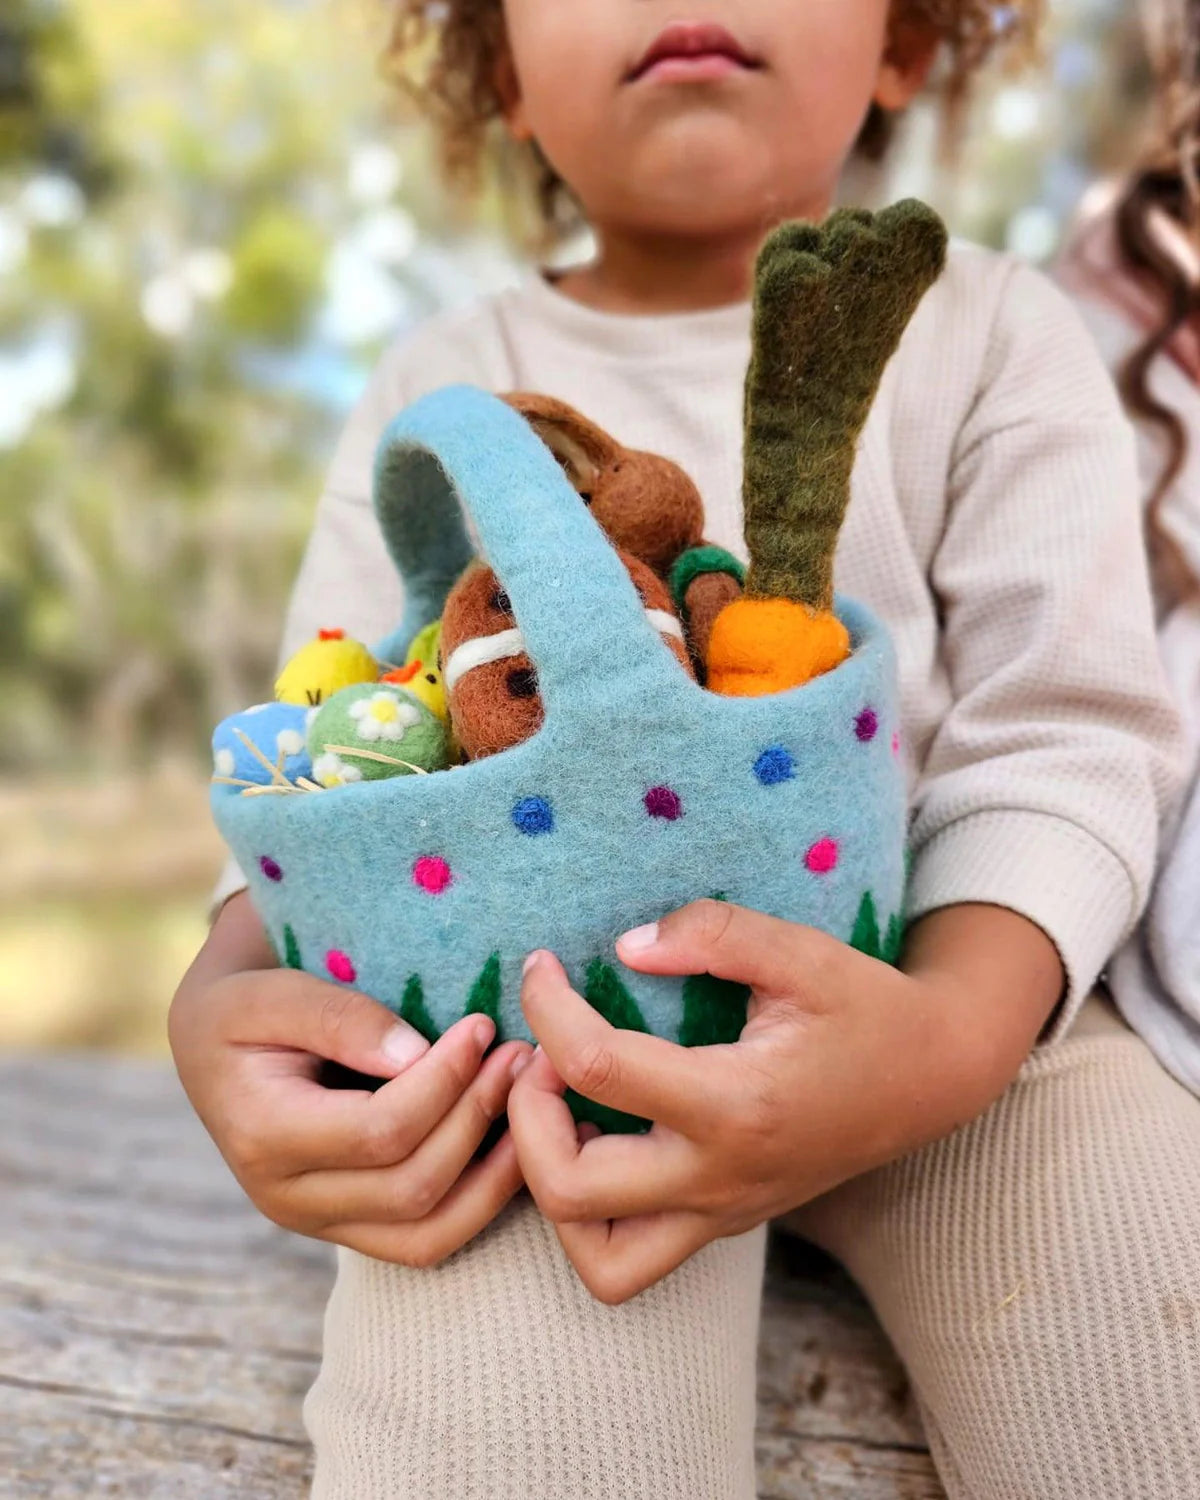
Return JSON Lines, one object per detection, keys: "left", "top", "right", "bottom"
{"left": 214, "top": 242, "right": 1185, "bottom": 1036}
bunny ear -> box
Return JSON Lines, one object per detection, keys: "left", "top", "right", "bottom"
{"left": 502, "top": 392, "right": 622, "bottom": 495}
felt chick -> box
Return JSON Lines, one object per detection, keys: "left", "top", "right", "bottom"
{"left": 707, "top": 201, "right": 947, "bottom": 696}
{"left": 380, "top": 619, "right": 448, "bottom": 722}
{"left": 274, "top": 628, "right": 378, "bottom": 707}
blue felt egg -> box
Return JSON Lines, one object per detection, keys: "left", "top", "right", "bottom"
{"left": 212, "top": 702, "right": 314, "bottom": 786}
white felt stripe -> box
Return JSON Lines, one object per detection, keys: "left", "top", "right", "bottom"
{"left": 646, "top": 608, "right": 685, "bottom": 644}
{"left": 444, "top": 628, "right": 527, "bottom": 690}
{"left": 445, "top": 609, "right": 685, "bottom": 691}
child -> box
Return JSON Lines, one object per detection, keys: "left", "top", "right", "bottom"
{"left": 1057, "top": 0, "right": 1200, "bottom": 1095}
{"left": 171, "top": 3, "right": 1200, "bottom": 1497}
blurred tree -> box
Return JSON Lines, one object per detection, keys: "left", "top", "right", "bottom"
{"left": 0, "top": 0, "right": 510, "bottom": 775}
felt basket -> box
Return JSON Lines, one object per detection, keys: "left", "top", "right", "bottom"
{"left": 213, "top": 386, "right": 907, "bottom": 1099}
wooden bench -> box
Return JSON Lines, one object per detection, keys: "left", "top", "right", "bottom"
{"left": 0, "top": 1055, "right": 944, "bottom": 1498}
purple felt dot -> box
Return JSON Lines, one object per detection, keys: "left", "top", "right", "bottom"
{"left": 259, "top": 855, "right": 283, "bottom": 883}
{"left": 805, "top": 838, "right": 840, "bottom": 875}
{"left": 645, "top": 786, "right": 683, "bottom": 821}
{"left": 855, "top": 708, "right": 879, "bottom": 743}
{"left": 325, "top": 950, "right": 356, "bottom": 984}
{"left": 413, "top": 855, "right": 453, "bottom": 894}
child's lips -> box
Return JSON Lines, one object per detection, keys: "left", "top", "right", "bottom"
{"left": 626, "top": 21, "right": 763, "bottom": 86}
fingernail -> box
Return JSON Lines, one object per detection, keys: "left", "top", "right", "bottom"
{"left": 522, "top": 950, "right": 547, "bottom": 977}
{"left": 381, "top": 1023, "right": 428, "bottom": 1069}
{"left": 618, "top": 922, "right": 659, "bottom": 953}
{"left": 511, "top": 1048, "right": 533, "bottom": 1082}
{"left": 474, "top": 1018, "right": 495, "bottom": 1050}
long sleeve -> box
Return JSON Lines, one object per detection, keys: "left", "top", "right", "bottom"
{"left": 906, "top": 263, "right": 1186, "bottom": 1035}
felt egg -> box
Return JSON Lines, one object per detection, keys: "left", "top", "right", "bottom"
{"left": 275, "top": 628, "right": 378, "bottom": 708}
{"left": 307, "top": 682, "right": 449, "bottom": 787}
{"left": 212, "top": 702, "right": 314, "bottom": 786}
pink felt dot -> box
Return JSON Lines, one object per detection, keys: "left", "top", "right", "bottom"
{"left": 805, "top": 838, "right": 840, "bottom": 875}
{"left": 644, "top": 785, "right": 683, "bottom": 821}
{"left": 325, "top": 950, "right": 356, "bottom": 984}
{"left": 891, "top": 731, "right": 902, "bottom": 758}
{"left": 413, "top": 855, "right": 453, "bottom": 894}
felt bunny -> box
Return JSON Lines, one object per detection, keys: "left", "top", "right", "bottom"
{"left": 503, "top": 394, "right": 746, "bottom": 666}
{"left": 441, "top": 550, "right": 693, "bottom": 761}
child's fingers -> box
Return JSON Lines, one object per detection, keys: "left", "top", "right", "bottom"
{"left": 509, "top": 1050, "right": 699, "bottom": 1222}
{"left": 616, "top": 899, "right": 835, "bottom": 1002}
{"left": 278, "top": 1041, "right": 530, "bottom": 1226}
{"left": 209, "top": 965, "right": 440, "bottom": 1079}
{"left": 554, "top": 1211, "right": 714, "bottom": 1306}
{"left": 520, "top": 952, "right": 722, "bottom": 1133}
{"left": 232, "top": 1013, "right": 496, "bottom": 1175}
{"left": 325, "top": 1132, "right": 525, "bottom": 1267}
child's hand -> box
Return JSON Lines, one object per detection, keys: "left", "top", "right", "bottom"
{"left": 508, "top": 900, "right": 1062, "bottom": 1303}
{"left": 170, "top": 892, "right": 531, "bottom": 1266}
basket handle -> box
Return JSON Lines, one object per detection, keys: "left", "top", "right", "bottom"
{"left": 371, "top": 385, "right": 681, "bottom": 717}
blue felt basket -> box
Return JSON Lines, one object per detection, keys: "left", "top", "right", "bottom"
{"left": 213, "top": 386, "right": 907, "bottom": 1069}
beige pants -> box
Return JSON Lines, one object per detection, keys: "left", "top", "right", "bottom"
{"left": 305, "top": 997, "right": 1200, "bottom": 1499}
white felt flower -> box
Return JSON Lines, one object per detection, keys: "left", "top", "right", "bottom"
{"left": 348, "top": 690, "right": 420, "bottom": 742}
{"left": 213, "top": 747, "right": 236, "bottom": 777}
{"left": 313, "top": 752, "right": 363, "bottom": 789}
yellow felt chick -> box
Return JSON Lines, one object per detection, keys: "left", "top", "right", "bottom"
{"left": 275, "top": 629, "right": 379, "bottom": 708}
{"left": 381, "top": 619, "right": 448, "bottom": 722}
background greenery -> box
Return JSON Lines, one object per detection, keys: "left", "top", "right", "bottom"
{"left": 0, "top": 0, "right": 1157, "bottom": 1049}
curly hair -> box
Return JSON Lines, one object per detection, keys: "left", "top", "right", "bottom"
{"left": 1111, "top": 0, "right": 1200, "bottom": 599}
{"left": 382, "top": 1, "right": 1043, "bottom": 234}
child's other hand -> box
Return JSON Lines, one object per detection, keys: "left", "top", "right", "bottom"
{"left": 508, "top": 900, "right": 1061, "bottom": 1304}
{"left": 170, "top": 893, "right": 531, "bottom": 1266}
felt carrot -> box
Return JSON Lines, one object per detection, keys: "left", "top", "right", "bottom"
{"left": 707, "top": 200, "right": 948, "bottom": 696}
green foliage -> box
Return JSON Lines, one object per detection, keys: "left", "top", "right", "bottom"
{"left": 224, "top": 208, "right": 326, "bottom": 345}
{"left": 0, "top": 0, "right": 473, "bottom": 776}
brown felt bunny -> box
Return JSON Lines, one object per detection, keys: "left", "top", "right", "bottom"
{"left": 504, "top": 394, "right": 745, "bottom": 661}
{"left": 438, "top": 396, "right": 743, "bottom": 760}
{"left": 440, "top": 550, "right": 693, "bottom": 761}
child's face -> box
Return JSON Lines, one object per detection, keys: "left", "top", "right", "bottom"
{"left": 499, "top": 0, "right": 931, "bottom": 238}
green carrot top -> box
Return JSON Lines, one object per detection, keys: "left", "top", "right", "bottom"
{"left": 742, "top": 199, "right": 948, "bottom": 609}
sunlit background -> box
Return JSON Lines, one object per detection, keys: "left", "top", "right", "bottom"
{"left": 0, "top": 0, "right": 1155, "bottom": 1051}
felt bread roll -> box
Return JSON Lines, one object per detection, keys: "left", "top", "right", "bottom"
{"left": 441, "top": 552, "right": 694, "bottom": 760}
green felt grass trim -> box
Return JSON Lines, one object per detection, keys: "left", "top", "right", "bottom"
{"left": 466, "top": 952, "right": 503, "bottom": 1035}
{"left": 668, "top": 545, "right": 747, "bottom": 618}
{"left": 850, "top": 890, "right": 882, "bottom": 959}
{"left": 400, "top": 973, "right": 438, "bottom": 1042}
{"left": 282, "top": 924, "right": 302, "bottom": 971}
{"left": 743, "top": 201, "right": 947, "bottom": 608}
{"left": 883, "top": 912, "right": 905, "bottom": 967}
{"left": 679, "top": 972, "right": 750, "bottom": 1047}
{"left": 849, "top": 891, "right": 906, "bottom": 968}
{"left": 566, "top": 1090, "right": 652, "bottom": 1136}
{"left": 584, "top": 959, "right": 650, "bottom": 1032}
{"left": 570, "top": 960, "right": 652, "bottom": 1134}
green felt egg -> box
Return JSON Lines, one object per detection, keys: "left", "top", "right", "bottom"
{"left": 307, "top": 682, "right": 449, "bottom": 787}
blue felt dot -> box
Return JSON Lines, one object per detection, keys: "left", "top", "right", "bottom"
{"left": 513, "top": 795, "right": 555, "bottom": 836}
{"left": 753, "top": 745, "right": 796, "bottom": 786}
